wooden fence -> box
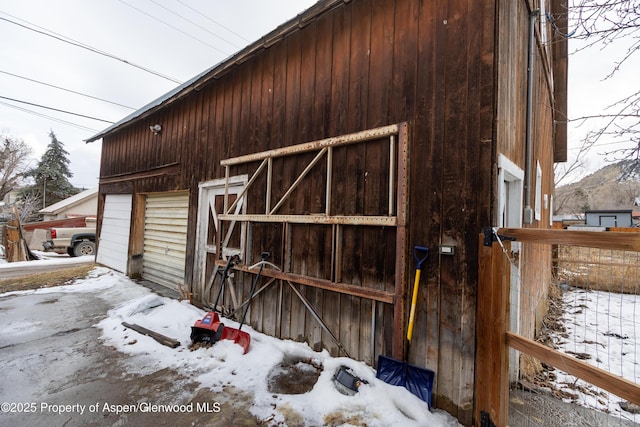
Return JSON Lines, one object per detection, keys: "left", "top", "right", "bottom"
{"left": 475, "top": 228, "right": 640, "bottom": 426}
{"left": 1, "top": 214, "right": 36, "bottom": 263}
{"left": 2, "top": 221, "right": 27, "bottom": 262}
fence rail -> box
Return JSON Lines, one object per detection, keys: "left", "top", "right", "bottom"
{"left": 475, "top": 228, "right": 640, "bottom": 426}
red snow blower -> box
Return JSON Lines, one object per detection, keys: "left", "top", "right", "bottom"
{"left": 190, "top": 252, "right": 270, "bottom": 354}
{"left": 190, "top": 311, "right": 251, "bottom": 353}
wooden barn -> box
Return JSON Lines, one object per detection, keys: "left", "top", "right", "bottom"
{"left": 87, "top": 0, "right": 567, "bottom": 423}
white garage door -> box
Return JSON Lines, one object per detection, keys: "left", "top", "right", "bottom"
{"left": 143, "top": 192, "right": 189, "bottom": 290}
{"left": 97, "top": 194, "right": 132, "bottom": 273}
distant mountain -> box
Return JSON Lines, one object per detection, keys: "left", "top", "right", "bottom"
{"left": 554, "top": 159, "right": 640, "bottom": 215}
{"left": 617, "top": 158, "right": 640, "bottom": 182}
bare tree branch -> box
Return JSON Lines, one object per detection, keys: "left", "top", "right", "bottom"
{"left": 553, "top": 1, "right": 640, "bottom": 168}
{"left": 0, "top": 132, "right": 33, "bottom": 201}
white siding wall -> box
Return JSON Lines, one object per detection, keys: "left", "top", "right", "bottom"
{"left": 97, "top": 194, "right": 132, "bottom": 273}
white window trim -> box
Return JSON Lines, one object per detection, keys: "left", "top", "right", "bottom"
{"left": 498, "top": 154, "right": 524, "bottom": 228}
{"left": 535, "top": 161, "right": 542, "bottom": 221}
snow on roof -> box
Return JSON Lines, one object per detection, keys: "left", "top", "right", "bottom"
{"left": 39, "top": 187, "right": 98, "bottom": 214}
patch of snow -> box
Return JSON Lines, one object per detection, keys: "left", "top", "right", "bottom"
{"left": 2, "top": 265, "right": 459, "bottom": 426}
{"left": 4, "top": 256, "right": 638, "bottom": 425}
{"left": 0, "top": 251, "right": 91, "bottom": 268}
{"left": 550, "top": 288, "right": 640, "bottom": 424}
{"left": 97, "top": 284, "right": 459, "bottom": 426}
{"left": 0, "top": 267, "right": 126, "bottom": 297}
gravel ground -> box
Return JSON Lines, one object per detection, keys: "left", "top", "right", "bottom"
{"left": 510, "top": 387, "right": 638, "bottom": 427}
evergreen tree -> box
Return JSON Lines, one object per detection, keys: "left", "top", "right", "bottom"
{"left": 21, "top": 130, "right": 79, "bottom": 208}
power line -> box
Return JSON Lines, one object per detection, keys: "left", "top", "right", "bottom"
{"left": 0, "top": 70, "right": 136, "bottom": 110}
{"left": 147, "top": 0, "right": 243, "bottom": 50}
{"left": 0, "top": 95, "right": 114, "bottom": 124}
{"left": 568, "top": 140, "right": 637, "bottom": 150}
{"left": 0, "top": 100, "right": 99, "bottom": 133}
{"left": 0, "top": 13, "right": 183, "bottom": 84}
{"left": 117, "top": 0, "right": 231, "bottom": 56}
{"left": 176, "top": 0, "right": 250, "bottom": 43}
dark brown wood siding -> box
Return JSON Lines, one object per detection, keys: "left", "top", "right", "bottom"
{"left": 96, "top": 0, "right": 562, "bottom": 423}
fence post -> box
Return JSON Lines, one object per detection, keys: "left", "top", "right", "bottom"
{"left": 475, "top": 233, "right": 510, "bottom": 426}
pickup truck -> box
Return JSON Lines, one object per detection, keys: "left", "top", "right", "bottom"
{"left": 43, "top": 226, "right": 96, "bottom": 257}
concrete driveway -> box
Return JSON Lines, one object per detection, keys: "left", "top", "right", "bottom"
{"left": 0, "top": 279, "right": 257, "bottom": 426}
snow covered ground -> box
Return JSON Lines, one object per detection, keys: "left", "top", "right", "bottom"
{"left": 0, "top": 264, "right": 461, "bottom": 426}
{"left": 3, "top": 255, "right": 637, "bottom": 424}
{"left": 0, "top": 249, "right": 87, "bottom": 266}
{"left": 549, "top": 287, "right": 640, "bottom": 424}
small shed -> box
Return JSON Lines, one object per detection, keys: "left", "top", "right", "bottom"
{"left": 585, "top": 210, "right": 633, "bottom": 228}
{"left": 87, "top": 0, "right": 568, "bottom": 423}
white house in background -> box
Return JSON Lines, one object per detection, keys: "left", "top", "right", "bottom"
{"left": 39, "top": 187, "right": 98, "bottom": 221}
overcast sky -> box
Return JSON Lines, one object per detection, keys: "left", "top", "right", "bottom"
{"left": 566, "top": 30, "right": 639, "bottom": 179}
{"left": 0, "top": 1, "right": 637, "bottom": 190}
{"left": 0, "top": 0, "right": 316, "bottom": 189}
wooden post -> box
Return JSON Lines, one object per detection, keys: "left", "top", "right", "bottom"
{"left": 6, "top": 220, "right": 27, "bottom": 262}
{"left": 122, "top": 322, "right": 180, "bottom": 348}
{"left": 475, "top": 234, "right": 510, "bottom": 426}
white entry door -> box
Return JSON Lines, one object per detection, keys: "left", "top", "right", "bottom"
{"left": 194, "top": 176, "right": 247, "bottom": 304}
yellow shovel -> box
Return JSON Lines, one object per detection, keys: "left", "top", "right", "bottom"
{"left": 376, "top": 245, "right": 433, "bottom": 408}
{"left": 407, "top": 246, "right": 429, "bottom": 345}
